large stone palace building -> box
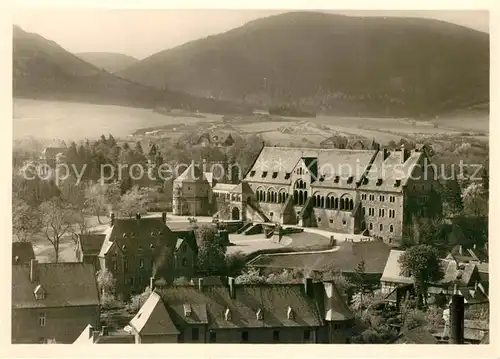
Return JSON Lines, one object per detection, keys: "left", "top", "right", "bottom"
{"left": 211, "top": 145, "right": 440, "bottom": 246}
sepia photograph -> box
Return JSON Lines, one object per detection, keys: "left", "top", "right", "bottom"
{"left": 10, "top": 7, "right": 490, "bottom": 347}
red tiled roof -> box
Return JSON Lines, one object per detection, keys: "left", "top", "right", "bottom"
{"left": 12, "top": 242, "right": 35, "bottom": 265}
{"left": 157, "top": 283, "right": 324, "bottom": 329}
{"left": 12, "top": 263, "right": 99, "bottom": 309}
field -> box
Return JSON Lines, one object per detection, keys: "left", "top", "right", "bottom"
{"left": 13, "top": 98, "right": 489, "bottom": 146}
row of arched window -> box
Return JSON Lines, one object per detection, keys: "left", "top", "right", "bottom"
{"left": 312, "top": 195, "right": 354, "bottom": 211}
{"left": 256, "top": 189, "right": 289, "bottom": 203}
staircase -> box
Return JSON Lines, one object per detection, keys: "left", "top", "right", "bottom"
{"left": 237, "top": 222, "right": 253, "bottom": 234}
{"left": 246, "top": 198, "right": 270, "bottom": 223}
{"left": 243, "top": 223, "right": 263, "bottom": 235}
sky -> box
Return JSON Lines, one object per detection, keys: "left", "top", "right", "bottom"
{"left": 13, "top": 9, "right": 489, "bottom": 59}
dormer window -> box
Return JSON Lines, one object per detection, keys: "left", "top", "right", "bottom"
{"left": 34, "top": 284, "right": 46, "bottom": 300}
{"left": 249, "top": 170, "right": 256, "bottom": 177}
{"left": 287, "top": 306, "right": 294, "bottom": 320}
{"left": 363, "top": 178, "right": 369, "bottom": 185}
{"left": 319, "top": 175, "right": 325, "bottom": 182}
{"left": 256, "top": 308, "right": 263, "bottom": 320}
{"left": 150, "top": 231, "right": 155, "bottom": 236}
{"left": 334, "top": 176, "right": 340, "bottom": 183}
{"left": 122, "top": 233, "right": 127, "bottom": 238}
{"left": 347, "top": 176, "right": 354, "bottom": 184}
{"left": 394, "top": 179, "right": 401, "bottom": 187}
{"left": 284, "top": 173, "right": 291, "bottom": 180}
{"left": 224, "top": 308, "right": 232, "bottom": 321}
{"left": 376, "top": 178, "right": 383, "bottom": 186}
{"left": 262, "top": 171, "right": 268, "bottom": 178}
{"left": 272, "top": 172, "right": 278, "bottom": 179}
{"left": 183, "top": 304, "right": 192, "bottom": 317}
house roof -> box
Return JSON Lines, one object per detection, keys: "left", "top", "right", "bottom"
{"left": 322, "top": 282, "right": 354, "bottom": 321}
{"left": 129, "top": 292, "right": 179, "bottom": 335}
{"left": 174, "top": 162, "right": 209, "bottom": 184}
{"left": 391, "top": 326, "right": 438, "bottom": 344}
{"left": 244, "top": 146, "right": 376, "bottom": 187}
{"left": 357, "top": 149, "right": 423, "bottom": 193}
{"left": 213, "top": 183, "right": 237, "bottom": 192}
{"left": 249, "top": 241, "right": 390, "bottom": 274}
{"left": 195, "top": 132, "right": 234, "bottom": 145}
{"left": 12, "top": 262, "right": 99, "bottom": 309}
{"left": 79, "top": 234, "right": 106, "bottom": 256}
{"left": 157, "top": 283, "right": 324, "bottom": 329}
{"left": 12, "top": 242, "right": 35, "bottom": 265}
{"left": 447, "top": 245, "right": 488, "bottom": 263}
{"left": 381, "top": 250, "right": 478, "bottom": 287}
{"left": 230, "top": 181, "right": 253, "bottom": 194}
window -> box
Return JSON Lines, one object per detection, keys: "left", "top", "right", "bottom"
{"left": 390, "top": 225, "right": 394, "bottom": 233}
{"left": 389, "top": 209, "right": 395, "bottom": 218}
{"left": 112, "top": 259, "right": 117, "bottom": 271}
{"left": 209, "top": 332, "right": 216, "bottom": 343}
{"left": 329, "top": 219, "right": 333, "bottom": 224}
{"left": 379, "top": 209, "right": 385, "bottom": 217}
{"left": 39, "top": 312, "right": 46, "bottom": 327}
{"left": 242, "top": 331, "right": 249, "bottom": 342}
{"left": 304, "top": 330, "right": 311, "bottom": 341}
{"left": 192, "top": 328, "right": 199, "bottom": 341}
{"left": 182, "top": 245, "right": 187, "bottom": 253}
{"left": 284, "top": 173, "right": 291, "bottom": 180}
{"left": 129, "top": 276, "right": 135, "bottom": 285}
{"left": 182, "top": 258, "right": 188, "bottom": 267}
{"left": 361, "top": 194, "right": 367, "bottom": 200}
{"left": 368, "top": 208, "right": 375, "bottom": 216}
{"left": 272, "top": 172, "right": 278, "bottom": 178}
{"left": 379, "top": 223, "right": 384, "bottom": 231}
{"left": 124, "top": 259, "right": 128, "bottom": 273}
{"left": 317, "top": 217, "right": 321, "bottom": 223}
{"left": 273, "top": 330, "right": 280, "bottom": 341}
{"left": 362, "top": 207, "right": 366, "bottom": 216}
{"left": 390, "top": 196, "right": 396, "bottom": 203}
{"left": 379, "top": 195, "right": 385, "bottom": 202}
{"left": 139, "top": 259, "right": 144, "bottom": 268}
{"left": 369, "top": 194, "right": 375, "bottom": 201}
{"left": 262, "top": 171, "right": 268, "bottom": 178}
{"left": 249, "top": 170, "right": 256, "bottom": 177}
{"left": 369, "top": 223, "right": 373, "bottom": 230}
{"left": 342, "top": 220, "right": 347, "bottom": 225}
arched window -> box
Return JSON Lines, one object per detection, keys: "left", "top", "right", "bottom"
{"left": 350, "top": 199, "right": 354, "bottom": 210}
{"left": 340, "top": 198, "right": 345, "bottom": 210}
{"left": 326, "top": 197, "right": 331, "bottom": 209}
{"left": 293, "top": 190, "right": 298, "bottom": 205}
{"left": 334, "top": 198, "right": 339, "bottom": 209}
{"left": 321, "top": 196, "right": 325, "bottom": 208}
{"left": 298, "top": 191, "right": 304, "bottom": 205}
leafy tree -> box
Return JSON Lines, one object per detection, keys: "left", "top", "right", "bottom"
{"left": 398, "top": 245, "right": 444, "bottom": 308}
{"left": 96, "top": 268, "right": 117, "bottom": 296}
{"left": 462, "top": 182, "right": 488, "bottom": 217}
{"left": 59, "top": 177, "right": 91, "bottom": 244}
{"left": 128, "top": 286, "right": 152, "bottom": 312}
{"left": 195, "top": 224, "right": 227, "bottom": 275}
{"left": 117, "top": 186, "right": 150, "bottom": 218}
{"left": 349, "top": 260, "right": 370, "bottom": 307}
{"left": 225, "top": 251, "right": 247, "bottom": 277}
{"left": 39, "top": 197, "right": 74, "bottom": 263}
{"left": 440, "top": 179, "right": 464, "bottom": 217}
{"left": 84, "top": 182, "right": 108, "bottom": 224}
{"left": 12, "top": 198, "right": 41, "bottom": 242}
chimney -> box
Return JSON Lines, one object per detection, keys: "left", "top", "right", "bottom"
{"left": 228, "top": 277, "right": 236, "bottom": 299}
{"left": 136, "top": 213, "right": 141, "bottom": 220}
{"left": 150, "top": 277, "right": 155, "bottom": 290}
{"left": 101, "top": 326, "right": 109, "bottom": 337}
{"left": 198, "top": 278, "right": 204, "bottom": 292}
{"left": 110, "top": 212, "right": 115, "bottom": 227}
{"left": 30, "top": 259, "right": 38, "bottom": 283}
{"left": 162, "top": 212, "right": 167, "bottom": 223}
{"left": 459, "top": 245, "right": 463, "bottom": 256}
{"left": 449, "top": 294, "right": 465, "bottom": 344}
{"left": 303, "top": 277, "right": 313, "bottom": 298}
{"left": 88, "top": 325, "right": 94, "bottom": 339}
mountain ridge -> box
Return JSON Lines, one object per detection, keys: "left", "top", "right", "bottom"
{"left": 12, "top": 25, "right": 251, "bottom": 115}
{"left": 117, "top": 11, "right": 489, "bottom": 117}
{"left": 76, "top": 52, "right": 139, "bottom": 73}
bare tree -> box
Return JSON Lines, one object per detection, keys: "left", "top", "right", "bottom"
{"left": 12, "top": 197, "right": 41, "bottom": 242}
{"left": 39, "top": 197, "right": 73, "bottom": 263}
